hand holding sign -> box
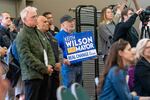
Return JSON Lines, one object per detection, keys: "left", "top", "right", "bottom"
{"left": 63, "top": 31, "right": 97, "bottom": 63}
{"left": 63, "top": 58, "right": 70, "bottom": 65}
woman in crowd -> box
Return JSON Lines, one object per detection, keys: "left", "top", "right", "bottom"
{"left": 134, "top": 38, "right": 150, "bottom": 96}
{"left": 98, "top": 0, "right": 127, "bottom": 61}
{"left": 98, "top": 39, "right": 150, "bottom": 100}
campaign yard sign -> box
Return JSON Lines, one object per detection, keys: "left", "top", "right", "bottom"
{"left": 64, "top": 31, "right": 97, "bottom": 63}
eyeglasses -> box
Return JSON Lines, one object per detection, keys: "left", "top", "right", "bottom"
{"left": 30, "top": 15, "right": 38, "bottom": 19}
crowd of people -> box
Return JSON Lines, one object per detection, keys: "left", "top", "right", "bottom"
{"left": 0, "top": 0, "right": 150, "bottom": 100}
{"left": 98, "top": 0, "right": 150, "bottom": 99}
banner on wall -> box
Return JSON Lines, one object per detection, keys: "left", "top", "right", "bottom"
{"left": 64, "top": 31, "right": 97, "bottom": 63}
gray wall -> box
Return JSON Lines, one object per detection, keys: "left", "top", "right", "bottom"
{"left": 0, "top": 0, "right": 149, "bottom": 26}
{"left": 0, "top": 0, "right": 26, "bottom": 18}
{"left": 0, "top": 0, "right": 149, "bottom": 31}
{"left": 33, "top": 0, "right": 123, "bottom": 27}
{"left": 0, "top": 0, "right": 17, "bottom": 18}
{"left": 32, "top": 0, "right": 150, "bottom": 28}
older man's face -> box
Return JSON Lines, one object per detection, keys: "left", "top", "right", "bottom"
{"left": 37, "top": 16, "right": 49, "bottom": 32}
{"left": 62, "top": 20, "right": 75, "bottom": 33}
{"left": 24, "top": 11, "right": 37, "bottom": 27}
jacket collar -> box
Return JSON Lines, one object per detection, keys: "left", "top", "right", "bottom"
{"left": 0, "top": 24, "right": 10, "bottom": 33}
{"left": 141, "top": 57, "right": 150, "bottom": 66}
{"left": 23, "top": 24, "right": 37, "bottom": 33}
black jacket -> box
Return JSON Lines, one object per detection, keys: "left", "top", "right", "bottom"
{"left": 0, "top": 24, "right": 17, "bottom": 48}
{"left": 134, "top": 57, "right": 150, "bottom": 96}
{"left": 49, "top": 26, "right": 59, "bottom": 36}
{"left": 44, "top": 32, "right": 60, "bottom": 63}
{"left": 113, "top": 13, "right": 139, "bottom": 47}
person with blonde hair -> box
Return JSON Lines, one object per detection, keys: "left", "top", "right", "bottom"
{"left": 134, "top": 38, "right": 150, "bottom": 96}
{"left": 98, "top": 0, "right": 127, "bottom": 61}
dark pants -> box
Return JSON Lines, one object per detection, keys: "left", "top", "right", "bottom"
{"left": 48, "top": 70, "right": 60, "bottom": 100}
{"left": 24, "top": 75, "right": 49, "bottom": 100}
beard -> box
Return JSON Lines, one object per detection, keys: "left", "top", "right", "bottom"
{"left": 65, "top": 26, "right": 75, "bottom": 33}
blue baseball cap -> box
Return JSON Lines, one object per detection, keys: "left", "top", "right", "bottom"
{"left": 60, "top": 15, "right": 74, "bottom": 24}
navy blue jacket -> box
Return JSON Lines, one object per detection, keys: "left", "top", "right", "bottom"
{"left": 0, "top": 24, "right": 17, "bottom": 48}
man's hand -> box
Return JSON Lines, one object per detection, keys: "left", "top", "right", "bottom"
{"left": 54, "top": 63, "right": 61, "bottom": 71}
{"left": 9, "top": 23, "right": 17, "bottom": 32}
{"left": 136, "top": 8, "right": 143, "bottom": 15}
{"left": 47, "top": 65, "right": 53, "bottom": 74}
{"left": 0, "top": 47, "right": 7, "bottom": 57}
{"left": 63, "top": 58, "right": 70, "bottom": 65}
{"left": 116, "top": 0, "right": 128, "bottom": 12}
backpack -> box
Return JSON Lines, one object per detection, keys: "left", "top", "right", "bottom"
{"left": 4, "top": 41, "right": 21, "bottom": 87}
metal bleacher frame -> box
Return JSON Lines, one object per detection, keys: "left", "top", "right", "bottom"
{"left": 75, "top": 5, "right": 103, "bottom": 100}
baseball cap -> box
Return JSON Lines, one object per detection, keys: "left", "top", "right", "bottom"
{"left": 60, "top": 15, "right": 74, "bottom": 24}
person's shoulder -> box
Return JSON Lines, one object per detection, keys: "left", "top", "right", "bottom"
{"left": 136, "top": 57, "right": 150, "bottom": 68}
{"left": 55, "top": 30, "right": 64, "bottom": 37}
{"left": 54, "top": 32, "right": 62, "bottom": 41}
{"left": 135, "top": 58, "right": 150, "bottom": 76}
{"left": 0, "top": 29, "right": 4, "bottom": 35}
{"left": 16, "top": 28, "right": 28, "bottom": 40}
{"left": 17, "top": 28, "right": 24, "bottom": 35}
{"left": 0, "top": 24, "right": 4, "bottom": 30}
{"left": 108, "top": 66, "right": 118, "bottom": 76}
{"left": 110, "top": 65, "right": 118, "bottom": 71}
{"left": 109, "top": 65, "right": 125, "bottom": 76}
{"left": 99, "top": 23, "right": 106, "bottom": 27}
{"left": 116, "top": 22, "right": 123, "bottom": 26}
{"left": 136, "top": 57, "right": 146, "bottom": 64}
{"left": 55, "top": 31, "right": 60, "bottom": 37}
{"left": 54, "top": 26, "right": 59, "bottom": 31}
{"left": 0, "top": 25, "right": 6, "bottom": 34}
